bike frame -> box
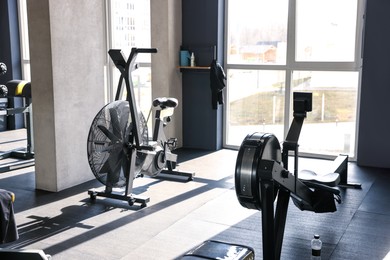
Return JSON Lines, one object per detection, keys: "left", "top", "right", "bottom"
{"left": 109, "top": 47, "right": 157, "bottom": 148}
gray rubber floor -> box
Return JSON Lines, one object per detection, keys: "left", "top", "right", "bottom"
{"left": 0, "top": 130, "right": 389, "bottom": 259}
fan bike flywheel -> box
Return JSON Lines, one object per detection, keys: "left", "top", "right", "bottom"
{"left": 87, "top": 100, "right": 149, "bottom": 188}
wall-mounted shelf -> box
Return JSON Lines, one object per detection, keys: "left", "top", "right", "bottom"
{"left": 178, "top": 66, "right": 210, "bottom": 72}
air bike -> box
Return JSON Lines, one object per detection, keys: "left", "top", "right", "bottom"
{"left": 235, "top": 92, "right": 361, "bottom": 260}
{"left": 87, "top": 47, "right": 194, "bottom": 208}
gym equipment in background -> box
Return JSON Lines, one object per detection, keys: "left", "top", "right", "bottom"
{"left": 0, "top": 249, "right": 51, "bottom": 260}
{"left": 0, "top": 189, "right": 18, "bottom": 243}
{"left": 87, "top": 47, "right": 194, "bottom": 208}
{"left": 182, "top": 240, "right": 254, "bottom": 259}
{"left": 0, "top": 62, "right": 34, "bottom": 172}
{"left": 235, "top": 92, "right": 358, "bottom": 260}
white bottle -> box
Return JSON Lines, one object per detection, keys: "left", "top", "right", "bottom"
{"left": 311, "top": 234, "right": 322, "bottom": 259}
{"left": 190, "top": 52, "right": 195, "bottom": 67}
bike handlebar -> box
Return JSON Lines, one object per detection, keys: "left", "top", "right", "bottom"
{"left": 134, "top": 48, "right": 158, "bottom": 54}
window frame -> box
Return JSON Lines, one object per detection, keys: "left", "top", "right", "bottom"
{"left": 17, "top": 0, "right": 30, "bottom": 81}
{"left": 104, "top": 0, "right": 152, "bottom": 104}
{"left": 223, "top": 0, "right": 366, "bottom": 160}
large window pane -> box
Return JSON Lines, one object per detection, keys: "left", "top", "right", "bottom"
{"left": 292, "top": 71, "right": 358, "bottom": 156}
{"left": 226, "top": 69, "right": 285, "bottom": 146}
{"left": 295, "top": 0, "right": 358, "bottom": 62}
{"left": 226, "top": 0, "right": 363, "bottom": 158}
{"left": 111, "top": 0, "right": 151, "bottom": 61}
{"left": 110, "top": 0, "right": 151, "bottom": 117}
{"left": 18, "top": 0, "right": 30, "bottom": 80}
{"left": 227, "top": 0, "right": 288, "bottom": 65}
{"left": 111, "top": 65, "right": 152, "bottom": 118}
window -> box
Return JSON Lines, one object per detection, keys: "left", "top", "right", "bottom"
{"left": 226, "top": 69, "right": 285, "bottom": 145}
{"left": 107, "top": 0, "right": 151, "bottom": 119}
{"left": 17, "top": 0, "right": 30, "bottom": 81}
{"left": 18, "top": 0, "right": 152, "bottom": 130}
{"left": 225, "top": 0, "right": 365, "bottom": 158}
{"left": 295, "top": 0, "right": 358, "bottom": 62}
{"left": 227, "top": 0, "right": 288, "bottom": 65}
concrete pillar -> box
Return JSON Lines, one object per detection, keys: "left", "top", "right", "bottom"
{"left": 27, "top": 0, "right": 106, "bottom": 191}
{"left": 150, "top": 0, "right": 182, "bottom": 146}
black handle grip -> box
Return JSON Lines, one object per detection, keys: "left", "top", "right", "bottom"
{"left": 135, "top": 48, "right": 158, "bottom": 54}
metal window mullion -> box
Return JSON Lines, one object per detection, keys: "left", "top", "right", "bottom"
{"left": 355, "top": 0, "right": 366, "bottom": 67}
{"left": 105, "top": 0, "right": 114, "bottom": 103}
{"left": 223, "top": 0, "right": 230, "bottom": 148}
{"left": 291, "top": 62, "right": 361, "bottom": 71}
{"left": 17, "top": 0, "right": 30, "bottom": 80}
{"left": 352, "top": 0, "right": 367, "bottom": 161}
{"left": 284, "top": 0, "right": 296, "bottom": 139}
{"left": 226, "top": 64, "right": 287, "bottom": 71}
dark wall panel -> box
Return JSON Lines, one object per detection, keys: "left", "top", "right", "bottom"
{"left": 181, "top": 0, "right": 224, "bottom": 150}
{"left": 357, "top": 0, "right": 390, "bottom": 168}
{"left": 0, "top": 0, "right": 24, "bottom": 130}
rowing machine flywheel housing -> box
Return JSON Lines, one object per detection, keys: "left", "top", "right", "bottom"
{"left": 235, "top": 132, "right": 282, "bottom": 210}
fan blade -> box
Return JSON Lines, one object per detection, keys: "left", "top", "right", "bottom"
{"left": 101, "top": 149, "right": 125, "bottom": 188}
{"left": 97, "top": 124, "right": 120, "bottom": 143}
{"left": 112, "top": 145, "right": 133, "bottom": 187}
{"left": 107, "top": 152, "right": 124, "bottom": 187}
{"left": 120, "top": 151, "right": 131, "bottom": 186}
{"left": 109, "top": 107, "right": 125, "bottom": 140}
{"left": 123, "top": 121, "right": 133, "bottom": 144}
{"left": 98, "top": 143, "right": 122, "bottom": 172}
{"left": 87, "top": 100, "right": 132, "bottom": 188}
{"left": 98, "top": 142, "right": 122, "bottom": 153}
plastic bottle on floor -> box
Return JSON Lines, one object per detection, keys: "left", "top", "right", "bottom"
{"left": 311, "top": 234, "right": 322, "bottom": 259}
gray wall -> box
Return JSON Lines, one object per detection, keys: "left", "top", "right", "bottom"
{"left": 151, "top": 0, "right": 183, "bottom": 146}
{"left": 27, "top": 0, "right": 106, "bottom": 191}
{"left": 27, "top": 0, "right": 182, "bottom": 192}
{"left": 357, "top": 0, "right": 390, "bottom": 168}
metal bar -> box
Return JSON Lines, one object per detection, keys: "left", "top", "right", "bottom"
{"left": 274, "top": 188, "right": 290, "bottom": 260}
{"left": 125, "top": 49, "right": 142, "bottom": 147}
{"left": 260, "top": 180, "right": 276, "bottom": 260}
{"left": 152, "top": 110, "right": 162, "bottom": 142}
{"left": 125, "top": 147, "right": 137, "bottom": 196}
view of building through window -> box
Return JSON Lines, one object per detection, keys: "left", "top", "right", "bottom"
{"left": 295, "top": 0, "right": 358, "bottom": 62}
{"left": 227, "top": 0, "right": 288, "bottom": 65}
{"left": 226, "top": 0, "right": 363, "bottom": 158}
{"left": 109, "top": 0, "right": 151, "bottom": 121}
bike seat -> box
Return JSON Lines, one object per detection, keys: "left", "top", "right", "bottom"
{"left": 153, "top": 97, "right": 178, "bottom": 109}
{"left": 298, "top": 169, "right": 340, "bottom": 187}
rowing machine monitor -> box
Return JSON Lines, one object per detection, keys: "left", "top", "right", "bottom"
{"left": 293, "top": 92, "right": 312, "bottom": 118}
